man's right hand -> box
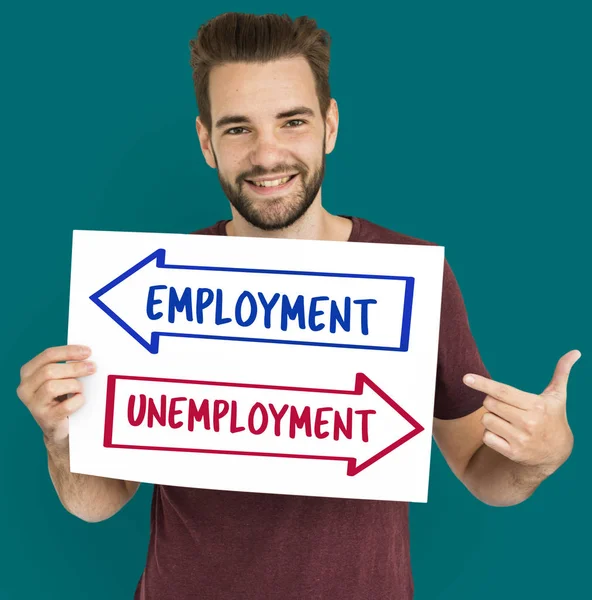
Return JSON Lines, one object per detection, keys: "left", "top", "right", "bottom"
{"left": 16, "top": 345, "right": 96, "bottom": 447}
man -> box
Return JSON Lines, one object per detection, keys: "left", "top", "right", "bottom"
{"left": 16, "top": 12, "right": 579, "bottom": 600}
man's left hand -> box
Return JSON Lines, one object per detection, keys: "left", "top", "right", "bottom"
{"left": 463, "top": 350, "right": 581, "bottom": 473}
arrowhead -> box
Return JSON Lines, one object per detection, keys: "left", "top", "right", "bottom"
{"left": 346, "top": 373, "right": 424, "bottom": 476}
{"left": 89, "top": 249, "right": 166, "bottom": 354}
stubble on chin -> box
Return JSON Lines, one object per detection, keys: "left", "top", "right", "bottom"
{"left": 220, "top": 172, "right": 321, "bottom": 231}
{"left": 234, "top": 184, "right": 306, "bottom": 231}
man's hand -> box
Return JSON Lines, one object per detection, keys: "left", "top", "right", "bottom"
{"left": 17, "top": 344, "right": 96, "bottom": 448}
{"left": 463, "top": 350, "right": 580, "bottom": 475}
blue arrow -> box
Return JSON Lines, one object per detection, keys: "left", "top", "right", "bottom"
{"left": 89, "top": 248, "right": 415, "bottom": 355}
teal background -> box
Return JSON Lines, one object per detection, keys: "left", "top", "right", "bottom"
{"left": 1, "top": 1, "right": 590, "bottom": 598}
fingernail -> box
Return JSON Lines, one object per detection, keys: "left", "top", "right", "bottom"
{"left": 464, "top": 375, "right": 475, "bottom": 384}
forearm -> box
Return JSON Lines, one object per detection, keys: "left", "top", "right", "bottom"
{"left": 462, "top": 443, "right": 555, "bottom": 507}
{"left": 45, "top": 436, "right": 133, "bottom": 522}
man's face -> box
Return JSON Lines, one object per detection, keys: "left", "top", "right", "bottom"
{"left": 196, "top": 57, "right": 337, "bottom": 231}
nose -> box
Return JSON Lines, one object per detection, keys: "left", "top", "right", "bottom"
{"left": 248, "top": 130, "right": 287, "bottom": 170}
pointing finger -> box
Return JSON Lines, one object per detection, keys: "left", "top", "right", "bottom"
{"left": 463, "top": 373, "right": 532, "bottom": 409}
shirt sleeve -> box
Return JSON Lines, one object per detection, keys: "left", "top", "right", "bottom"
{"left": 434, "top": 259, "right": 490, "bottom": 419}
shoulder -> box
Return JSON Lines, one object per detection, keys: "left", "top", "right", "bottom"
{"left": 349, "top": 216, "right": 460, "bottom": 294}
{"left": 348, "top": 216, "right": 439, "bottom": 248}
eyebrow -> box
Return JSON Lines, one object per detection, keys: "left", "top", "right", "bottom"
{"left": 214, "top": 106, "right": 316, "bottom": 129}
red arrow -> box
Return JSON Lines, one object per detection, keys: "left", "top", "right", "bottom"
{"left": 104, "top": 372, "right": 424, "bottom": 476}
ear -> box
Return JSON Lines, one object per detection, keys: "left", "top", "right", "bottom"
{"left": 195, "top": 116, "right": 217, "bottom": 169}
{"left": 324, "top": 98, "right": 339, "bottom": 154}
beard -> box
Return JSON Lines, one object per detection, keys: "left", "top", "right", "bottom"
{"left": 213, "top": 140, "right": 326, "bottom": 232}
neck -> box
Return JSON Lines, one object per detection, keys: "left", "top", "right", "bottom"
{"left": 226, "top": 198, "right": 353, "bottom": 242}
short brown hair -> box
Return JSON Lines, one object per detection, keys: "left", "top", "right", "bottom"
{"left": 188, "top": 12, "right": 332, "bottom": 132}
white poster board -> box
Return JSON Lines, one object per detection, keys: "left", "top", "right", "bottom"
{"left": 67, "top": 229, "right": 444, "bottom": 502}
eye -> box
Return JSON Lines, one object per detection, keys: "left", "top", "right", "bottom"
{"left": 284, "top": 119, "right": 305, "bottom": 128}
{"left": 225, "top": 127, "right": 249, "bottom": 135}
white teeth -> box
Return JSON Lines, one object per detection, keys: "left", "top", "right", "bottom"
{"left": 252, "top": 176, "right": 292, "bottom": 187}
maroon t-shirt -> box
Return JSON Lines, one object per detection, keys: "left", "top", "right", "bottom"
{"left": 133, "top": 216, "right": 489, "bottom": 600}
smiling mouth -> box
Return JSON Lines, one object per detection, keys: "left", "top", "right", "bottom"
{"left": 244, "top": 174, "right": 298, "bottom": 188}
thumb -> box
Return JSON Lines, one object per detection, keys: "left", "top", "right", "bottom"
{"left": 542, "top": 350, "right": 581, "bottom": 400}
